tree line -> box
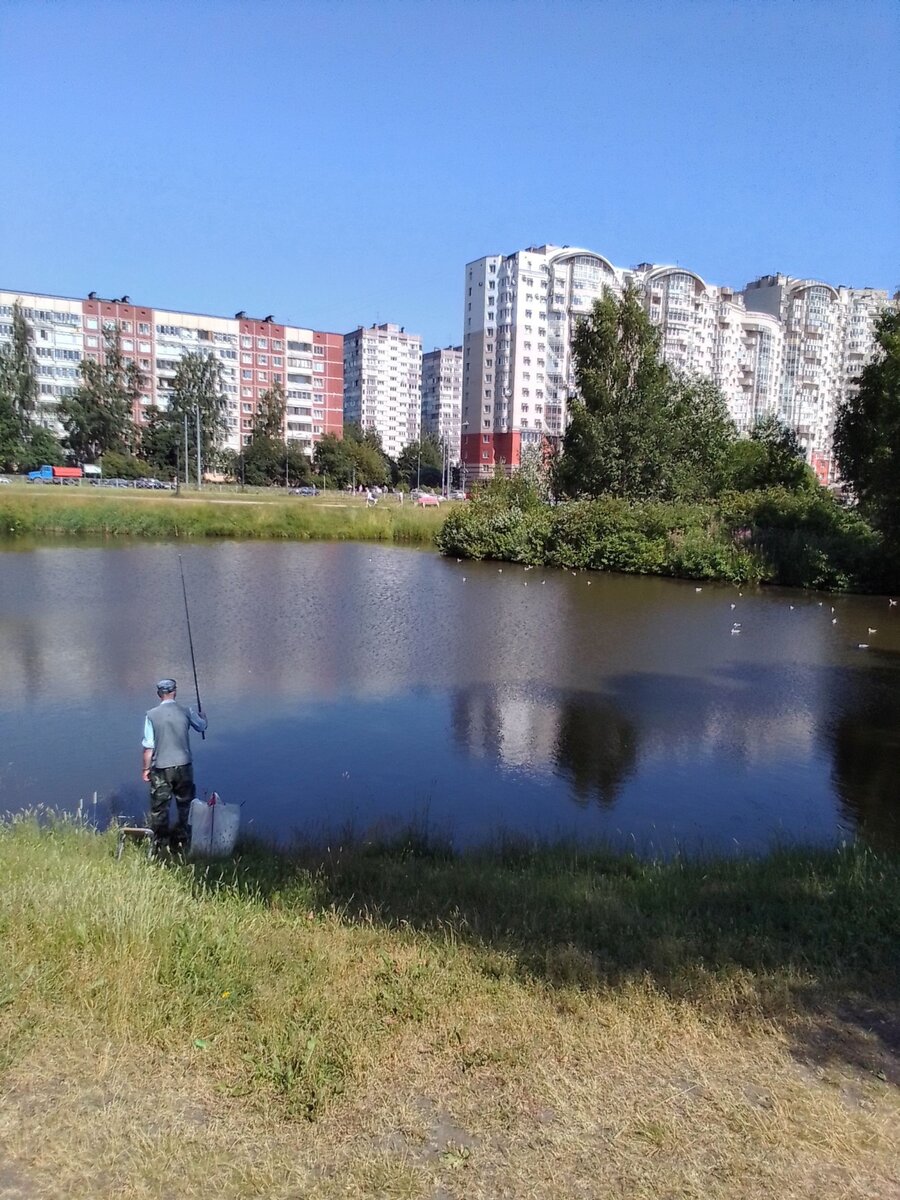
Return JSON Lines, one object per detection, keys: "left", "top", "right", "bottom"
{"left": 0, "top": 303, "right": 450, "bottom": 488}
{"left": 548, "top": 285, "right": 900, "bottom": 559}
{"left": 552, "top": 285, "right": 818, "bottom": 502}
{"left": 441, "top": 286, "right": 900, "bottom": 591}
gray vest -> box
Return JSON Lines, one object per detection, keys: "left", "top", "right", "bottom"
{"left": 147, "top": 701, "right": 194, "bottom": 769}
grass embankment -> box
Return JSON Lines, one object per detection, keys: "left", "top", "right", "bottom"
{"left": 437, "top": 488, "right": 889, "bottom": 592}
{"left": 0, "top": 489, "right": 446, "bottom": 544}
{"left": 2, "top": 818, "right": 898, "bottom": 1199}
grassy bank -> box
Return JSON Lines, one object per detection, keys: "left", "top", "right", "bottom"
{"left": 437, "top": 488, "right": 889, "bottom": 592}
{"left": 0, "top": 488, "right": 446, "bottom": 544}
{"left": 2, "top": 817, "right": 898, "bottom": 1198}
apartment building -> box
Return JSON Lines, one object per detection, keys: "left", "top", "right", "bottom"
{"left": 421, "top": 345, "right": 463, "bottom": 463}
{"left": 0, "top": 289, "right": 344, "bottom": 456}
{"left": 741, "top": 274, "right": 889, "bottom": 476}
{"left": 343, "top": 323, "right": 422, "bottom": 460}
{"left": 461, "top": 246, "right": 894, "bottom": 481}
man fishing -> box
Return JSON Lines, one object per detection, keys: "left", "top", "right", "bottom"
{"left": 141, "top": 678, "right": 208, "bottom": 854}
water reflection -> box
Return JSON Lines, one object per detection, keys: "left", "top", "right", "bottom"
{"left": 554, "top": 695, "right": 638, "bottom": 807}
{"left": 1, "top": 541, "right": 899, "bottom": 852}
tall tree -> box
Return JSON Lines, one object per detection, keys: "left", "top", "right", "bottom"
{"left": 139, "top": 405, "right": 182, "bottom": 476}
{"left": 555, "top": 286, "right": 675, "bottom": 499}
{"left": 0, "top": 302, "right": 40, "bottom": 469}
{"left": 555, "top": 287, "right": 736, "bottom": 501}
{"left": 253, "top": 383, "right": 286, "bottom": 439}
{"left": 313, "top": 433, "right": 354, "bottom": 487}
{"left": 168, "top": 351, "right": 229, "bottom": 479}
{"left": 833, "top": 309, "right": 900, "bottom": 536}
{"left": 396, "top": 436, "right": 442, "bottom": 487}
{"left": 58, "top": 324, "right": 141, "bottom": 461}
{"left": 238, "top": 384, "right": 312, "bottom": 486}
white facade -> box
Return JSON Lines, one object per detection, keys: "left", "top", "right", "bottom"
{"left": 343, "top": 323, "right": 423, "bottom": 460}
{"left": 741, "top": 274, "right": 891, "bottom": 471}
{"left": 421, "top": 345, "right": 462, "bottom": 463}
{"left": 461, "top": 247, "right": 895, "bottom": 480}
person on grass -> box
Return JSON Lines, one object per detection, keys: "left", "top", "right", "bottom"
{"left": 141, "top": 678, "right": 207, "bottom": 853}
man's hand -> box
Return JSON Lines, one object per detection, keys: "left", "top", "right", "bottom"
{"left": 142, "top": 768, "right": 151, "bottom": 783}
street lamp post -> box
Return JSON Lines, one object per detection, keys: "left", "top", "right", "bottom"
{"left": 195, "top": 404, "right": 202, "bottom": 491}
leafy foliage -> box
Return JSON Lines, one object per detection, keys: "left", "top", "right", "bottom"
{"left": 833, "top": 309, "right": 900, "bottom": 539}
{"left": 396, "top": 436, "right": 442, "bottom": 488}
{"left": 721, "top": 414, "right": 818, "bottom": 493}
{"left": 58, "top": 325, "right": 141, "bottom": 461}
{"left": 0, "top": 302, "right": 39, "bottom": 468}
{"left": 168, "top": 351, "right": 229, "bottom": 475}
{"left": 555, "top": 287, "right": 736, "bottom": 502}
{"left": 313, "top": 424, "right": 391, "bottom": 488}
{"left": 437, "top": 486, "right": 885, "bottom": 591}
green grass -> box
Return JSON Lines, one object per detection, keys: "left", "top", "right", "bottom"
{"left": 1, "top": 816, "right": 898, "bottom": 1198}
{"left": 0, "top": 488, "right": 449, "bottom": 544}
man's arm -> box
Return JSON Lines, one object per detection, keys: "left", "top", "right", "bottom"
{"left": 188, "top": 708, "right": 208, "bottom": 734}
{"left": 142, "top": 716, "right": 154, "bottom": 782}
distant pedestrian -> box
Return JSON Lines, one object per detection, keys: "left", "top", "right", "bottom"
{"left": 365, "top": 488, "right": 377, "bottom": 507}
{"left": 141, "top": 678, "right": 208, "bottom": 853}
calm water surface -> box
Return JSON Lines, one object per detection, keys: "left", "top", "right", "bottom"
{"left": 1, "top": 540, "right": 899, "bottom": 853}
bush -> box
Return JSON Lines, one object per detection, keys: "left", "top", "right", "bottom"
{"left": 437, "top": 486, "right": 889, "bottom": 592}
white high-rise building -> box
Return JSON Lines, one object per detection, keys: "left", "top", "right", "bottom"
{"left": 421, "top": 345, "right": 462, "bottom": 463}
{"left": 343, "top": 323, "right": 422, "bottom": 460}
{"left": 741, "top": 275, "right": 891, "bottom": 477}
{"left": 462, "top": 246, "right": 895, "bottom": 482}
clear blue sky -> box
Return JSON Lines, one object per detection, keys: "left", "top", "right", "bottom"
{"left": 1, "top": 0, "right": 897, "bottom": 347}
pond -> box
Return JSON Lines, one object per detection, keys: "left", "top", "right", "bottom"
{"left": 1, "top": 541, "right": 899, "bottom": 853}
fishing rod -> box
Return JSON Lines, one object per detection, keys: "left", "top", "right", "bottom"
{"left": 178, "top": 555, "right": 205, "bottom": 739}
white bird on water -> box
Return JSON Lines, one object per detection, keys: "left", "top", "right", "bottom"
{"left": 891, "top": 599, "right": 898, "bottom": 607}
{"left": 868, "top": 627, "right": 878, "bottom": 635}
{"left": 695, "top": 587, "right": 702, "bottom": 593}
{"left": 858, "top": 643, "right": 869, "bottom": 650}
{"left": 832, "top": 618, "right": 838, "bottom": 625}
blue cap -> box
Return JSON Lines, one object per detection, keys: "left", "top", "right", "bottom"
{"left": 156, "top": 678, "right": 177, "bottom": 694}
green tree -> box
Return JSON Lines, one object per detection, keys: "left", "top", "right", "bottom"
{"left": 139, "top": 405, "right": 182, "bottom": 476}
{"left": 58, "top": 325, "right": 141, "bottom": 461}
{"left": 342, "top": 422, "right": 392, "bottom": 487}
{"left": 313, "top": 433, "right": 354, "bottom": 487}
{"left": 833, "top": 309, "right": 900, "bottom": 536}
{"left": 168, "top": 351, "right": 229, "bottom": 481}
{"left": 555, "top": 287, "right": 737, "bottom": 501}
{"left": 253, "top": 383, "right": 286, "bottom": 439}
{"left": 396, "top": 436, "right": 442, "bottom": 488}
{"left": 555, "top": 286, "right": 673, "bottom": 499}
{"left": 726, "top": 413, "right": 817, "bottom": 493}
{"left": 0, "top": 302, "right": 40, "bottom": 469}
{"left": 15, "top": 425, "right": 66, "bottom": 472}
{"left": 665, "top": 376, "right": 737, "bottom": 499}
{"left": 238, "top": 385, "right": 311, "bottom": 486}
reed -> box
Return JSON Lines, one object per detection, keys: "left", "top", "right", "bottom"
{"left": 1, "top": 815, "right": 897, "bottom": 1199}
{"left": 0, "top": 489, "right": 447, "bottom": 544}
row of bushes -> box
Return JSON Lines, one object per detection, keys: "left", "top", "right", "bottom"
{"left": 436, "top": 487, "right": 887, "bottom": 591}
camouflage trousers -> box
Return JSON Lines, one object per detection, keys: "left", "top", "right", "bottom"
{"left": 148, "top": 764, "right": 195, "bottom": 849}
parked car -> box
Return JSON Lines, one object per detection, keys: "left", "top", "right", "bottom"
{"left": 415, "top": 493, "right": 442, "bottom": 507}
{"left": 290, "top": 486, "right": 318, "bottom": 496}
{"left": 448, "top": 490, "right": 467, "bottom": 501}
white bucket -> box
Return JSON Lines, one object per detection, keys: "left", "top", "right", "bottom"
{"left": 189, "top": 795, "right": 240, "bottom": 858}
